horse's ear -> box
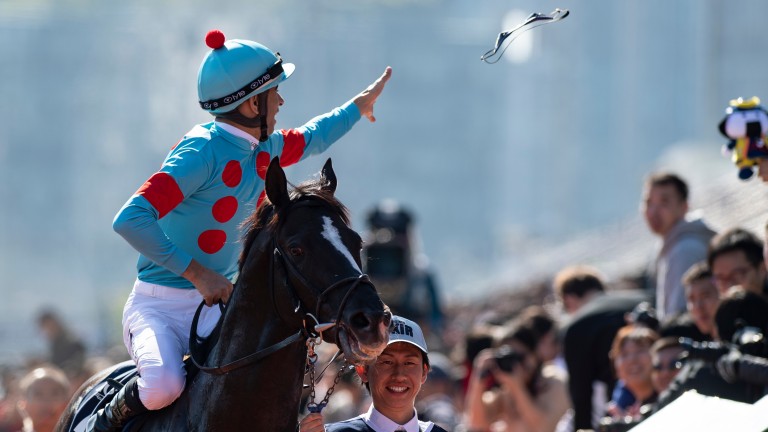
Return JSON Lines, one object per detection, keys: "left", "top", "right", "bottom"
{"left": 320, "top": 158, "right": 337, "bottom": 195}
{"left": 265, "top": 157, "right": 290, "bottom": 209}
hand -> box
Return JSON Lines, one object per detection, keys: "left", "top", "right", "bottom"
{"left": 299, "top": 413, "right": 325, "bottom": 432}
{"left": 182, "top": 260, "right": 233, "bottom": 306}
{"left": 471, "top": 348, "right": 497, "bottom": 379}
{"left": 491, "top": 361, "right": 527, "bottom": 394}
{"left": 353, "top": 66, "right": 392, "bottom": 122}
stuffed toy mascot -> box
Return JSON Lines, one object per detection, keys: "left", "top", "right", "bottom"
{"left": 718, "top": 96, "right": 768, "bottom": 180}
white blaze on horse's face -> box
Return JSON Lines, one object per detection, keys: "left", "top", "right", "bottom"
{"left": 320, "top": 216, "right": 361, "bottom": 273}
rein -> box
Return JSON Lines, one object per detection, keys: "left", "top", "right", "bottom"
{"left": 189, "top": 300, "right": 305, "bottom": 375}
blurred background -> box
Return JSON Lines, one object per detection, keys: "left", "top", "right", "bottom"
{"left": 1, "top": 0, "right": 768, "bottom": 363}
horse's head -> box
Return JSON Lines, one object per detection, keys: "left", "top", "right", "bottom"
{"left": 245, "top": 157, "right": 390, "bottom": 363}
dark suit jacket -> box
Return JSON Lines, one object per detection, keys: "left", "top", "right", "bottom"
{"left": 561, "top": 290, "right": 649, "bottom": 431}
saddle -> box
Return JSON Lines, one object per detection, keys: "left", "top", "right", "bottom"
{"left": 67, "top": 357, "right": 206, "bottom": 432}
{"left": 67, "top": 361, "right": 139, "bottom": 432}
{"left": 67, "top": 312, "right": 222, "bottom": 432}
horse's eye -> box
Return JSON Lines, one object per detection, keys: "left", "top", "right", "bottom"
{"left": 289, "top": 246, "right": 304, "bottom": 257}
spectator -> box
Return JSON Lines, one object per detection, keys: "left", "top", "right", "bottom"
{"left": 682, "top": 261, "right": 720, "bottom": 340}
{"left": 456, "top": 323, "right": 497, "bottom": 398}
{"left": 36, "top": 310, "right": 86, "bottom": 380}
{"left": 556, "top": 266, "right": 647, "bottom": 431}
{"left": 0, "top": 367, "right": 24, "bottom": 432}
{"left": 658, "top": 261, "right": 720, "bottom": 341}
{"left": 641, "top": 172, "right": 715, "bottom": 320}
{"left": 363, "top": 200, "right": 445, "bottom": 348}
{"left": 16, "top": 366, "right": 71, "bottom": 432}
{"left": 464, "top": 311, "right": 570, "bottom": 432}
{"left": 299, "top": 315, "right": 448, "bottom": 432}
{"left": 604, "top": 326, "right": 659, "bottom": 423}
{"left": 649, "top": 337, "right": 684, "bottom": 394}
{"left": 515, "top": 306, "right": 561, "bottom": 365}
{"left": 708, "top": 227, "right": 768, "bottom": 297}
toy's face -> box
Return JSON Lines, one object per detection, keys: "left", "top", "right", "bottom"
{"left": 641, "top": 184, "right": 687, "bottom": 237}
{"left": 720, "top": 107, "right": 768, "bottom": 139}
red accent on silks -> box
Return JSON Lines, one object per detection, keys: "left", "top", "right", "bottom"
{"left": 222, "top": 160, "right": 243, "bottom": 187}
{"left": 280, "top": 129, "right": 306, "bottom": 166}
{"left": 198, "top": 230, "right": 227, "bottom": 254}
{"left": 170, "top": 139, "right": 181, "bottom": 151}
{"left": 205, "top": 30, "right": 226, "bottom": 49}
{"left": 136, "top": 172, "right": 184, "bottom": 219}
{"left": 256, "top": 151, "right": 270, "bottom": 179}
{"left": 256, "top": 190, "right": 267, "bottom": 208}
{"left": 212, "top": 196, "right": 238, "bottom": 223}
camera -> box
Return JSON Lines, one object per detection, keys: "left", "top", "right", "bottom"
{"left": 680, "top": 326, "right": 767, "bottom": 362}
{"left": 731, "top": 326, "right": 766, "bottom": 358}
{"left": 479, "top": 345, "right": 525, "bottom": 381}
{"left": 493, "top": 345, "right": 526, "bottom": 373}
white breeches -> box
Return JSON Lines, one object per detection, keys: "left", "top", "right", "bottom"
{"left": 122, "top": 280, "right": 222, "bottom": 410}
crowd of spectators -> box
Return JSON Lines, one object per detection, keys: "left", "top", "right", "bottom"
{"left": 3, "top": 172, "right": 768, "bottom": 431}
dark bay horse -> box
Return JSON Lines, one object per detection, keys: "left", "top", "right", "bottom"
{"left": 57, "top": 157, "right": 391, "bottom": 431}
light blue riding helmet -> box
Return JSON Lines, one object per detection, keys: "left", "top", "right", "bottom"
{"left": 197, "top": 30, "right": 295, "bottom": 115}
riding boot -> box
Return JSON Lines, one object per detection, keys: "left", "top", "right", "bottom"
{"left": 86, "top": 376, "right": 148, "bottom": 432}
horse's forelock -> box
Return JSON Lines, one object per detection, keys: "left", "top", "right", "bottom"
{"left": 238, "top": 178, "right": 350, "bottom": 271}
{"left": 291, "top": 178, "right": 350, "bottom": 226}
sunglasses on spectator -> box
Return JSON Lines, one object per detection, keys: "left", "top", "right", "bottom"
{"left": 652, "top": 359, "right": 682, "bottom": 372}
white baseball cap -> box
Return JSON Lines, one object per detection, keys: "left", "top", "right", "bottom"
{"left": 389, "top": 315, "right": 428, "bottom": 354}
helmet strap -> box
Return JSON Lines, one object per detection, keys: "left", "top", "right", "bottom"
{"left": 257, "top": 92, "right": 269, "bottom": 142}
{"left": 215, "top": 92, "right": 271, "bottom": 141}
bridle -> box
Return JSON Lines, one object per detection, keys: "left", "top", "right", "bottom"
{"left": 189, "top": 199, "right": 375, "bottom": 376}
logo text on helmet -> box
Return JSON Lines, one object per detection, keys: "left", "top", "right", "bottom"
{"left": 251, "top": 74, "right": 272, "bottom": 90}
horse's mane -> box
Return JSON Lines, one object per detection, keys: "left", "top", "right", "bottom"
{"left": 238, "top": 178, "right": 350, "bottom": 272}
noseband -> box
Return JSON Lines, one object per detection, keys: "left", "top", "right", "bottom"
{"left": 190, "top": 201, "right": 374, "bottom": 375}
{"left": 272, "top": 238, "right": 373, "bottom": 340}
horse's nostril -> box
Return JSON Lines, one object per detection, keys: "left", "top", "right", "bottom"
{"left": 350, "top": 312, "right": 372, "bottom": 330}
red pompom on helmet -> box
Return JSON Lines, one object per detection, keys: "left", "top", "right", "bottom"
{"left": 198, "top": 30, "right": 294, "bottom": 116}
{"left": 205, "top": 30, "right": 226, "bottom": 50}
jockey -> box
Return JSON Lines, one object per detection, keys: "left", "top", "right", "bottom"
{"left": 87, "top": 29, "right": 392, "bottom": 431}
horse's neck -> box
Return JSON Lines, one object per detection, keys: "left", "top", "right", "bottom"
{"left": 188, "top": 273, "right": 308, "bottom": 430}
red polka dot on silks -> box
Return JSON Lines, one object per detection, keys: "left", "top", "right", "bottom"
{"left": 222, "top": 160, "right": 242, "bottom": 187}
{"left": 198, "top": 230, "right": 227, "bottom": 254}
{"left": 257, "top": 190, "right": 267, "bottom": 208}
{"left": 256, "top": 151, "right": 270, "bottom": 179}
{"left": 212, "top": 196, "right": 238, "bottom": 223}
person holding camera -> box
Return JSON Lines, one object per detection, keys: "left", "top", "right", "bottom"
{"left": 655, "top": 286, "right": 768, "bottom": 411}
{"left": 463, "top": 313, "right": 569, "bottom": 432}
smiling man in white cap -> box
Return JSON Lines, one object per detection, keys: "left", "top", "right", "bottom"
{"left": 90, "top": 29, "right": 392, "bottom": 432}
{"left": 301, "top": 315, "right": 448, "bottom": 432}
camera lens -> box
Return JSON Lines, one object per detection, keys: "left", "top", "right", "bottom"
{"left": 494, "top": 345, "right": 524, "bottom": 372}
